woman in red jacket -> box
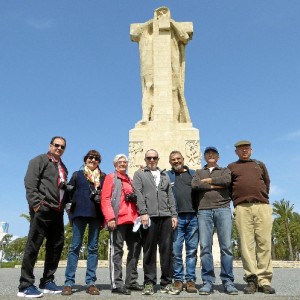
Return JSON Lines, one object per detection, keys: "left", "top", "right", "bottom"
{"left": 101, "top": 154, "right": 142, "bottom": 295}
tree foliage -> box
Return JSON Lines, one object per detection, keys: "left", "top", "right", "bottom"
{"left": 3, "top": 236, "right": 28, "bottom": 262}
{"left": 272, "top": 199, "right": 300, "bottom": 261}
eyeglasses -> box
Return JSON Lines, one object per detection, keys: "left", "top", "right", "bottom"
{"left": 52, "top": 143, "right": 66, "bottom": 150}
{"left": 88, "top": 156, "right": 100, "bottom": 162}
{"left": 146, "top": 157, "right": 158, "bottom": 161}
{"left": 117, "top": 160, "right": 128, "bottom": 164}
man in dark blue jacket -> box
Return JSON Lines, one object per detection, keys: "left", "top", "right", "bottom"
{"left": 167, "top": 151, "right": 198, "bottom": 295}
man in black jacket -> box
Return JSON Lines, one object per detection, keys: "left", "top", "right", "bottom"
{"left": 18, "top": 136, "right": 68, "bottom": 298}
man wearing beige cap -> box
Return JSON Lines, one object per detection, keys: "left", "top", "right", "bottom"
{"left": 228, "top": 140, "right": 275, "bottom": 294}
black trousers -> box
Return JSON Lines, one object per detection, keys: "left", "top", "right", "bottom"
{"left": 141, "top": 217, "right": 173, "bottom": 286}
{"left": 18, "top": 206, "right": 64, "bottom": 290}
{"left": 109, "top": 224, "right": 142, "bottom": 289}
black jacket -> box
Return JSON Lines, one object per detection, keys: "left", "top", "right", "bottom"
{"left": 24, "top": 153, "right": 68, "bottom": 212}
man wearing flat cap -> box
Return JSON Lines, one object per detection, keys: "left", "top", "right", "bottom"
{"left": 191, "top": 146, "right": 238, "bottom": 295}
{"left": 228, "top": 140, "right": 275, "bottom": 294}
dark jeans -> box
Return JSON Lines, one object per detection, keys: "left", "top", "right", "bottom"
{"left": 109, "top": 224, "right": 141, "bottom": 289}
{"left": 18, "top": 206, "right": 64, "bottom": 290}
{"left": 141, "top": 217, "right": 173, "bottom": 286}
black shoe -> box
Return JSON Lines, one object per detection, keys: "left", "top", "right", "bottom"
{"left": 244, "top": 281, "right": 257, "bottom": 294}
{"left": 258, "top": 285, "right": 276, "bottom": 294}
{"left": 125, "top": 283, "right": 144, "bottom": 291}
{"left": 112, "top": 287, "right": 131, "bottom": 295}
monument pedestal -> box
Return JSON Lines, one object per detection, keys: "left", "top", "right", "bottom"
{"left": 129, "top": 7, "right": 200, "bottom": 176}
{"left": 128, "top": 120, "right": 200, "bottom": 177}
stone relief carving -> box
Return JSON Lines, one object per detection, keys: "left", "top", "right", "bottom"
{"left": 185, "top": 140, "right": 201, "bottom": 166}
{"left": 129, "top": 141, "right": 144, "bottom": 167}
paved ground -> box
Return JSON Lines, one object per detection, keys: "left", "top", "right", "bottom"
{"left": 0, "top": 267, "right": 300, "bottom": 299}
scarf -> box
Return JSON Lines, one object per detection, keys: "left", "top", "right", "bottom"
{"left": 84, "top": 165, "right": 101, "bottom": 188}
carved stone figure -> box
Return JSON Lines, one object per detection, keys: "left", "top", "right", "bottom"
{"left": 130, "top": 7, "right": 193, "bottom": 123}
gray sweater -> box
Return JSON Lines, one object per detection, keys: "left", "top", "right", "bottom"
{"left": 133, "top": 167, "right": 177, "bottom": 217}
{"left": 191, "top": 165, "right": 231, "bottom": 209}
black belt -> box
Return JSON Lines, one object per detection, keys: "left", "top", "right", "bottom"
{"left": 241, "top": 200, "right": 262, "bottom": 204}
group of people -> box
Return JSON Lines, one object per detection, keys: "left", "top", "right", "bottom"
{"left": 17, "top": 136, "right": 275, "bottom": 298}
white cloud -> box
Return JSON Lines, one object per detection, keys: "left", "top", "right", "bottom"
{"left": 278, "top": 129, "right": 300, "bottom": 141}
{"left": 26, "top": 19, "right": 55, "bottom": 30}
{"left": 269, "top": 184, "right": 285, "bottom": 197}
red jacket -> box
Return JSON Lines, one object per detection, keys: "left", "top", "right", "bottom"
{"left": 101, "top": 172, "right": 138, "bottom": 225}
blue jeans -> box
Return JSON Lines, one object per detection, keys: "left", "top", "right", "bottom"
{"left": 198, "top": 208, "right": 234, "bottom": 285}
{"left": 65, "top": 217, "right": 101, "bottom": 286}
{"left": 173, "top": 213, "right": 199, "bottom": 282}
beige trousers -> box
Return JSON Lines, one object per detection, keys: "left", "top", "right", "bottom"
{"left": 234, "top": 203, "right": 273, "bottom": 286}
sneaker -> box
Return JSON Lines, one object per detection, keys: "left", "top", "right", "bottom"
{"left": 186, "top": 281, "right": 197, "bottom": 293}
{"left": 160, "top": 284, "right": 172, "bottom": 293}
{"left": 86, "top": 285, "right": 100, "bottom": 295}
{"left": 169, "top": 281, "right": 183, "bottom": 295}
{"left": 224, "top": 282, "right": 238, "bottom": 295}
{"left": 61, "top": 286, "right": 72, "bottom": 296}
{"left": 39, "top": 281, "right": 62, "bottom": 294}
{"left": 17, "top": 285, "right": 43, "bottom": 298}
{"left": 244, "top": 281, "right": 257, "bottom": 294}
{"left": 258, "top": 285, "right": 276, "bottom": 294}
{"left": 199, "top": 281, "right": 213, "bottom": 295}
{"left": 142, "top": 283, "right": 154, "bottom": 295}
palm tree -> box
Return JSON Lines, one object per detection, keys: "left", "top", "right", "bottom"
{"left": 20, "top": 213, "right": 30, "bottom": 222}
{"left": 273, "top": 199, "right": 294, "bottom": 260}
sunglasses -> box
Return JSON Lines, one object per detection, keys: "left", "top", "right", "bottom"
{"left": 88, "top": 156, "right": 100, "bottom": 162}
{"left": 146, "top": 156, "right": 158, "bottom": 161}
{"left": 52, "top": 143, "right": 66, "bottom": 150}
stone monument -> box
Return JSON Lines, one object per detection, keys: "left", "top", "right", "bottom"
{"left": 128, "top": 6, "right": 201, "bottom": 176}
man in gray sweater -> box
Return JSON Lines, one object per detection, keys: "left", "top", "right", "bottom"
{"left": 192, "top": 146, "right": 238, "bottom": 296}
{"left": 133, "top": 149, "right": 178, "bottom": 296}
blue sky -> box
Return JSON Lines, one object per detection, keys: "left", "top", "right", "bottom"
{"left": 1, "top": 0, "right": 299, "bottom": 238}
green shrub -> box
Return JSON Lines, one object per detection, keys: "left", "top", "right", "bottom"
{"left": 0, "top": 261, "right": 16, "bottom": 268}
